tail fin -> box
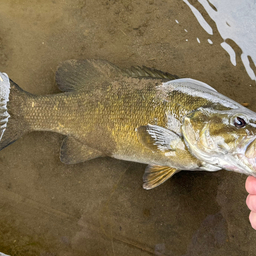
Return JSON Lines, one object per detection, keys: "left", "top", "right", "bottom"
{"left": 0, "top": 72, "right": 10, "bottom": 142}
{"left": 0, "top": 73, "right": 29, "bottom": 151}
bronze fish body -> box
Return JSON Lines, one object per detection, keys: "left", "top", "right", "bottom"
{"left": 0, "top": 59, "right": 256, "bottom": 189}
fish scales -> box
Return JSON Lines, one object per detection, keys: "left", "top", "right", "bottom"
{"left": 23, "top": 80, "right": 201, "bottom": 165}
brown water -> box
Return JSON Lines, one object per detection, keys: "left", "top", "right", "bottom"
{"left": 0, "top": 1, "right": 255, "bottom": 255}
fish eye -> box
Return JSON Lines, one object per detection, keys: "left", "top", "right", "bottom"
{"left": 234, "top": 116, "right": 246, "bottom": 128}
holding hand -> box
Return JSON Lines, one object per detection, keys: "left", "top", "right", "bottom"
{"left": 246, "top": 176, "right": 256, "bottom": 230}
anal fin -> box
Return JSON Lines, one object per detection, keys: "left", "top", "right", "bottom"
{"left": 143, "top": 165, "right": 177, "bottom": 190}
{"left": 60, "top": 136, "right": 103, "bottom": 164}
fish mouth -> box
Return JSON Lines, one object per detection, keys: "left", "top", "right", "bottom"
{"left": 236, "top": 153, "right": 256, "bottom": 176}
{"left": 245, "top": 138, "right": 256, "bottom": 159}
{"left": 234, "top": 138, "right": 256, "bottom": 176}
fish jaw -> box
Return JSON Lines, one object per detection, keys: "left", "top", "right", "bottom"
{"left": 234, "top": 138, "right": 256, "bottom": 177}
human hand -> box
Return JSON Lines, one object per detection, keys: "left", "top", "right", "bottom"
{"left": 245, "top": 176, "right": 256, "bottom": 230}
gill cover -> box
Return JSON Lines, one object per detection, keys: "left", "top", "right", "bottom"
{"left": 182, "top": 108, "right": 230, "bottom": 164}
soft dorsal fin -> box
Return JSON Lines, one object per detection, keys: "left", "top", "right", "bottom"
{"left": 55, "top": 59, "right": 123, "bottom": 92}
{"left": 56, "top": 59, "right": 179, "bottom": 92}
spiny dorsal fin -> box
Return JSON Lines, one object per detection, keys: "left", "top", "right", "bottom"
{"left": 55, "top": 59, "right": 123, "bottom": 92}
{"left": 60, "top": 136, "right": 103, "bottom": 164}
{"left": 56, "top": 59, "right": 179, "bottom": 92}
{"left": 123, "top": 66, "right": 179, "bottom": 80}
{"left": 143, "top": 165, "right": 177, "bottom": 190}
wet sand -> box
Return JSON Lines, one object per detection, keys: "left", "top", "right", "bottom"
{"left": 0, "top": 1, "right": 255, "bottom": 255}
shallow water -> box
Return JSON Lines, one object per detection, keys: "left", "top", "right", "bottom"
{"left": 0, "top": 0, "right": 256, "bottom": 255}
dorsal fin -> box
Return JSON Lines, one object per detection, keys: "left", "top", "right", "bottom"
{"left": 56, "top": 59, "right": 179, "bottom": 92}
{"left": 55, "top": 59, "right": 123, "bottom": 92}
{"left": 123, "top": 66, "right": 179, "bottom": 80}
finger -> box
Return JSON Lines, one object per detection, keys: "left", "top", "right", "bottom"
{"left": 246, "top": 195, "right": 256, "bottom": 212}
{"left": 245, "top": 176, "right": 256, "bottom": 194}
{"left": 249, "top": 211, "right": 256, "bottom": 230}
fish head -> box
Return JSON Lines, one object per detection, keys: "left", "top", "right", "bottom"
{"left": 182, "top": 105, "right": 256, "bottom": 176}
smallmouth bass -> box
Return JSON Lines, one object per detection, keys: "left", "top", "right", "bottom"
{"left": 0, "top": 59, "right": 256, "bottom": 189}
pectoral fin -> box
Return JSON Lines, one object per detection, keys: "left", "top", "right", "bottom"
{"left": 137, "top": 124, "right": 184, "bottom": 152}
{"left": 143, "top": 165, "right": 177, "bottom": 190}
{"left": 60, "top": 136, "right": 103, "bottom": 164}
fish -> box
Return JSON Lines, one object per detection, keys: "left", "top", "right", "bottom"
{"left": 0, "top": 59, "right": 256, "bottom": 190}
